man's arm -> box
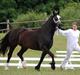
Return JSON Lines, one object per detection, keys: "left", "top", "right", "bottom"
{"left": 57, "top": 28, "right": 70, "bottom": 36}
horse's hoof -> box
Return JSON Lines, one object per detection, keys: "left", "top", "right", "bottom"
{"left": 5, "top": 63, "right": 9, "bottom": 70}
{"left": 17, "top": 65, "right": 23, "bottom": 69}
{"left": 22, "top": 61, "right": 26, "bottom": 69}
{"left": 51, "top": 65, "right": 55, "bottom": 70}
{"left": 35, "top": 66, "right": 40, "bottom": 71}
{"left": 50, "top": 63, "right": 55, "bottom": 70}
{"left": 23, "top": 66, "right": 26, "bottom": 69}
{"left": 5, "top": 66, "right": 9, "bottom": 70}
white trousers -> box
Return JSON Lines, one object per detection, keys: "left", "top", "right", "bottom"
{"left": 61, "top": 43, "right": 80, "bottom": 68}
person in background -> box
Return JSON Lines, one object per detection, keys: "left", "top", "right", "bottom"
{"left": 57, "top": 22, "right": 80, "bottom": 70}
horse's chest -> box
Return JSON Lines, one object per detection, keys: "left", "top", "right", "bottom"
{"left": 39, "top": 36, "right": 53, "bottom": 49}
{"left": 45, "top": 39, "right": 53, "bottom": 48}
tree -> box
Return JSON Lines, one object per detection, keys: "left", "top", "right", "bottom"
{"left": 0, "top": 0, "right": 17, "bottom": 22}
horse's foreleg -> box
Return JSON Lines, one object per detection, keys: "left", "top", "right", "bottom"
{"left": 48, "top": 51, "right": 55, "bottom": 70}
{"left": 5, "top": 47, "right": 15, "bottom": 70}
{"left": 35, "top": 51, "right": 47, "bottom": 71}
{"left": 17, "top": 47, "right": 27, "bottom": 68}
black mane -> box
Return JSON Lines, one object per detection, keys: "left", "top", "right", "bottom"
{"left": 41, "top": 15, "right": 57, "bottom": 40}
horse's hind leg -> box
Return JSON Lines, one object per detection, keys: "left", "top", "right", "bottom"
{"left": 5, "top": 46, "right": 15, "bottom": 70}
{"left": 48, "top": 51, "right": 55, "bottom": 70}
{"left": 17, "top": 47, "right": 27, "bottom": 68}
{"left": 35, "top": 51, "right": 47, "bottom": 71}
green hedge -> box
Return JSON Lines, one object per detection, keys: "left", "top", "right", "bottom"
{"left": 12, "top": 2, "right": 80, "bottom": 29}
{"left": 13, "top": 11, "right": 48, "bottom": 28}
{"left": 60, "top": 2, "right": 80, "bottom": 29}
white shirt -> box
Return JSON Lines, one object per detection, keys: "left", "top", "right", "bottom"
{"left": 58, "top": 29, "right": 80, "bottom": 47}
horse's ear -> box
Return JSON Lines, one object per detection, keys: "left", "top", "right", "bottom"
{"left": 53, "top": 5, "right": 60, "bottom": 15}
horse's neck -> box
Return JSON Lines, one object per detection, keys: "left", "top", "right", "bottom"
{"left": 41, "top": 16, "right": 56, "bottom": 39}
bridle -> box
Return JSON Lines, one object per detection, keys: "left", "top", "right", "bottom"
{"left": 53, "top": 15, "right": 61, "bottom": 24}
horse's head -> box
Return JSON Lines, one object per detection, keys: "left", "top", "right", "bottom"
{"left": 52, "top": 6, "right": 61, "bottom": 28}
{"left": 42, "top": 6, "right": 61, "bottom": 32}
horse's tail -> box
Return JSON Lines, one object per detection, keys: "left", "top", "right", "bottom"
{"left": 0, "top": 32, "right": 10, "bottom": 56}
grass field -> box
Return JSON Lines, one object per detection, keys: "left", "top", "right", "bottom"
{"left": 0, "top": 67, "right": 80, "bottom": 75}
{"left": 0, "top": 33, "right": 80, "bottom": 75}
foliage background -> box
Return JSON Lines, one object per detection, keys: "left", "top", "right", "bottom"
{"left": 0, "top": 0, "right": 80, "bottom": 28}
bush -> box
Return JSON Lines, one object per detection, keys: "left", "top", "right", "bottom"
{"left": 13, "top": 11, "right": 48, "bottom": 28}
{"left": 34, "top": 2, "right": 55, "bottom": 14}
{"left": 0, "top": 0, "right": 17, "bottom": 22}
{"left": 60, "top": 2, "right": 80, "bottom": 29}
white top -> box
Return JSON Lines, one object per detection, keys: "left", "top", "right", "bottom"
{"left": 58, "top": 29, "right": 80, "bottom": 47}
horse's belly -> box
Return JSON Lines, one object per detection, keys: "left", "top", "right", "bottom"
{"left": 19, "top": 41, "right": 41, "bottom": 51}
{"left": 29, "top": 44, "right": 41, "bottom": 51}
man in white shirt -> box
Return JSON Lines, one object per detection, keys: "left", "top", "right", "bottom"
{"left": 58, "top": 22, "right": 80, "bottom": 70}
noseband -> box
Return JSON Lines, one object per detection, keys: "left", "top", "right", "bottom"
{"left": 53, "top": 15, "right": 61, "bottom": 24}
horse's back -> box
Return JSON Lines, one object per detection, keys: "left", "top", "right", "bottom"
{"left": 8, "top": 28, "right": 27, "bottom": 46}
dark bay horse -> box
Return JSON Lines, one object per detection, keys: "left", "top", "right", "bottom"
{"left": 0, "top": 9, "right": 61, "bottom": 70}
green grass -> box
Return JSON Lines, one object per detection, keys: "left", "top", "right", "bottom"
{"left": 0, "top": 67, "right": 80, "bottom": 75}
{"left": 0, "top": 33, "right": 80, "bottom": 75}
{"left": 0, "top": 33, "right": 6, "bottom": 40}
